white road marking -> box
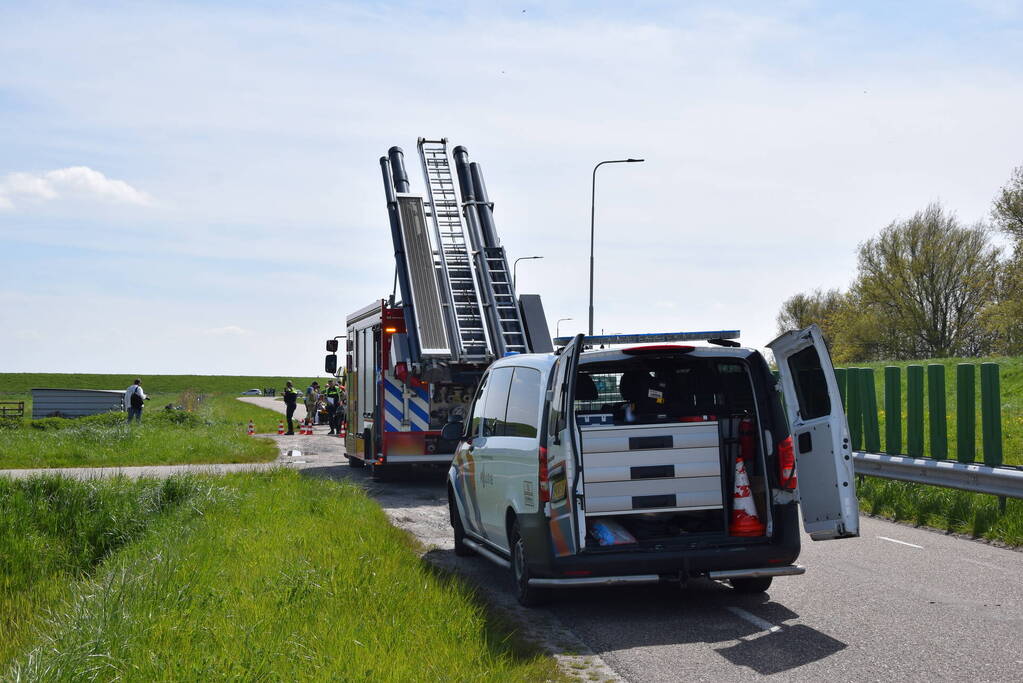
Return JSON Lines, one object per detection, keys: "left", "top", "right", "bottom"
{"left": 725, "top": 607, "right": 781, "bottom": 634}
{"left": 877, "top": 535, "right": 923, "bottom": 549}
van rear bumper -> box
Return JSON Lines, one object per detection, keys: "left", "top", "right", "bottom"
{"left": 517, "top": 503, "right": 802, "bottom": 580}
{"left": 528, "top": 564, "right": 805, "bottom": 588}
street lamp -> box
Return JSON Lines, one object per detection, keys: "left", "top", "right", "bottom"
{"left": 513, "top": 255, "right": 543, "bottom": 291}
{"left": 556, "top": 317, "right": 573, "bottom": 337}
{"left": 589, "top": 158, "right": 644, "bottom": 335}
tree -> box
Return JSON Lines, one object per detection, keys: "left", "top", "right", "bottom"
{"left": 775, "top": 288, "right": 844, "bottom": 332}
{"left": 992, "top": 164, "right": 1023, "bottom": 242}
{"left": 854, "top": 203, "right": 1000, "bottom": 358}
{"left": 984, "top": 165, "right": 1023, "bottom": 354}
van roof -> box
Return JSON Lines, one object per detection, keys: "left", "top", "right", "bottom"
{"left": 489, "top": 344, "right": 756, "bottom": 373}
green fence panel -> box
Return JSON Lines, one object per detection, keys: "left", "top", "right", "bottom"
{"left": 846, "top": 367, "right": 863, "bottom": 451}
{"left": 835, "top": 368, "right": 848, "bottom": 410}
{"left": 981, "top": 363, "right": 1003, "bottom": 467}
{"left": 927, "top": 364, "right": 948, "bottom": 460}
{"left": 884, "top": 366, "right": 902, "bottom": 455}
{"left": 956, "top": 364, "right": 976, "bottom": 464}
{"left": 906, "top": 365, "right": 924, "bottom": 458}
{"left": 860, "top": 368, "right": 881, "bottom": 452}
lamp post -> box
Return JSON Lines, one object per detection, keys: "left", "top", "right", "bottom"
{"left": 513, "top": 255, "right": 543, "bottom": 291}
{"left": 589, "top": 158, "right": 644, "bottom": 335}
{"left": 556, "top": 317, "right": 573, "bottom": 337}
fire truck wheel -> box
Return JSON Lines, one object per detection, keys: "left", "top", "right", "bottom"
{"left": 448, "top": 492, "right": 474, "bottom": 557}
{"left": 729, "top": 576, "right": 773, "bottom": 594}
{"left": 371, "top": 464, "right": 392, "bottom": 481}
{"left": 511, "top": 521, "right": 549, "bottom": 607}
{"left": 346, "top": 455, "right": 364, "bottom": 468}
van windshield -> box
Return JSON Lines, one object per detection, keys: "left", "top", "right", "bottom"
{"left": 575, "top": 355, "right": 755, "bottom": 425}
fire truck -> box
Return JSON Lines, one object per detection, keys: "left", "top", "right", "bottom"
{"left": 326, "top": 139, "right": 553, "bottom": 479}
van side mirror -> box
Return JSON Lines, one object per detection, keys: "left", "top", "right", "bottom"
{"left": 441, "top": 421, "right": 464, "bottom": 441}
{"left": 325, "top": 354, "right": 338, "bottom": 374}
{"left": 326, "top": 339, "right": 339, "bottom": 352}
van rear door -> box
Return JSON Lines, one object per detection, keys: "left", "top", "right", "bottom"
{"left": 546, "top": 334, "right": 584, "bottom": 556}
{"left": 768, "top": 324, "right": 859, "bottom": 540}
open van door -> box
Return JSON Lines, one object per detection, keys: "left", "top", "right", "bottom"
{"left": 768, "top": 324, "right": 859, "bottom": 541}
{"left": 546, "top": 333, "right": 584, "bottom": 557}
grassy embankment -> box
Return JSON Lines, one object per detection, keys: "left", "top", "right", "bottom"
{"left": 839, "top": 356, "right": 1022, "bottom": 545}
{"left": 2, "top": 470, "right": 559, "bottom": 681}
{"left": 0, "top": 374, "right": 321, "bottom": 469}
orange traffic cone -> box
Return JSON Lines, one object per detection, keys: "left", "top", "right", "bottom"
{"left": 729, "top": 453, "right": 765, "bottom": 537}
{"left": 277, "top": 420, "right": 285, "bottom": 435}
{"left": 247, "top": 419, "right": 255, "bottom": 436}
{"left": 337, "top": 424, "right": 346, "bottom": 438}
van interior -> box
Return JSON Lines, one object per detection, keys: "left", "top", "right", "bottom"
{"left": 574, "top": 353, "right": 772, "bottom": 549}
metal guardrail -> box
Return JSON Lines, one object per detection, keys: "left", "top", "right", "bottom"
{"left": 853, "top": 451, "right": 1023, "bottom": 499}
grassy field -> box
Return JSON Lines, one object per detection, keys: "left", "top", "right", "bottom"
{"left": 0, "top": 372, "right": 321, "bottom": 469}
{"left": 2, "top": 471, "right": 559, "bottom": 681}
{"left": 0, "top": 373, "right": 323, "bottom": 396}
{"left": 838, "top": 356, "right": 1022, "bottom": 465}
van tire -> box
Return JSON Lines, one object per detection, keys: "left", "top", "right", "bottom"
{"left": 510, "top": 521, "right": 549, "bottom": 607}
{"left": 729, "top": 576, "right": 773, "bottom": 594}
{"left": 449, "top": 493, "right": 474, "bottom": 557}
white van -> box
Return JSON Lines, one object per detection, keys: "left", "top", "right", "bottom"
{"left": 443, "top": 326, "right": 858, "bottom": 606}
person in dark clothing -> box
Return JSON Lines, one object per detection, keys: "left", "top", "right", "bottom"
{"left": 325, "top": 379, "right": 343, "bottom": 435}
{"left": 283, "top": 381, "right": 299, "bottom": 435}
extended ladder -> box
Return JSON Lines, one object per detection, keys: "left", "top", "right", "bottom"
{"left": 417, "top": 139, "right": 489, "bottom": 359}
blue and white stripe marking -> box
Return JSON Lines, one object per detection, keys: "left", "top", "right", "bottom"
{"left": 382, "top": 375, "right": 430, "bottom": 432}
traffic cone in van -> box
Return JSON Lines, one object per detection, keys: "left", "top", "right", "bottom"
{"left": 729, "top": 453, "right": 765, "bottom": 537}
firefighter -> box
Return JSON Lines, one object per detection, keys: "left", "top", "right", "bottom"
{"left": 283, "top": 381, "right": 300, "bottom": 435}
{"left": 325, "top": 379, "right": 342, "bottom": 435}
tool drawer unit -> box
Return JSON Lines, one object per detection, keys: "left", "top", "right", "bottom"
{"left": 579, "top": 421, "right": 723, "bottom": 516}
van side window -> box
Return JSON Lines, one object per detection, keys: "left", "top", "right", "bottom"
{"left": 468, "top": 373, "right": 490, "bottom": 437}
{"left": 481, "top": 367, "right": 514, "bottom": 437}
{"left": 548, "top": 357, "right": 569, "bottom": 438}
{"left": 787, "top": 346, "right": 831, "bottom": 419}
{"left": 505, "top": 368, "right": 542, "bottom": 438}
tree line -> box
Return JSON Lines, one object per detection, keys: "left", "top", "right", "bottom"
{"left": 777, "top": 166, "right": 1023, "bottom": 362}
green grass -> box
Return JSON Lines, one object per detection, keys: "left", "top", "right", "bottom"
{"left": 0, "top": 394, "right": 281, "bottom": 469}
{"left": 3, "top": 471, "right": 559, "bottom": 681}
{"left": 839, "top": 355, "right": 1022, "bottom": 465}
{"left": 1, "top": 475, "right": 218, "bottom": 665}
{"left": 858, "top": 477, "right": 1023, "bottom": 546}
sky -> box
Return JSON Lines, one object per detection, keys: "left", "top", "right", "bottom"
{"left": 1, "top": 1, "right": 1022, "bottom": 377}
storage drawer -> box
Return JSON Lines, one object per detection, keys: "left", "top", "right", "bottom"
{"left": 585, "top": 476, "right": 723, "bottom": 515}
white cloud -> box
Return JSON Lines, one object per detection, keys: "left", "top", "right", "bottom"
{"left": 0, "top": 166, "right": 152, "bottom": 209}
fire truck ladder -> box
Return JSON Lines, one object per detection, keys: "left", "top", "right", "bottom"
{"left": 417, "top": 138, "right": 490, "bottom": 360}
{"left": 451, "top": 145, "right": 530, "bottom": 357}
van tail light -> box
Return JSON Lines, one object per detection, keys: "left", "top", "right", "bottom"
{"left": 778, "top": 435, "right": 798, "bottom": 489}
{"left": 538, "top": 446, "right": 550, "bottom": 503}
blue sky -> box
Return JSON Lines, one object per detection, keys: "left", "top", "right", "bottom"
{"left": 2, "top": 1, "right": 1022, "bottom": 375}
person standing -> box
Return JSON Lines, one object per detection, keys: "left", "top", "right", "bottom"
{"left": 325, "top": 379, "right": 342, "bottom": 435}
{"left": 124, "top": 378, "right": 148, "bottom": 423}
{"left": 283, "top": 381, "right": 299, "bottom": 435}
{"left": 305, "top": 381, "right": 320, "bottom": 426}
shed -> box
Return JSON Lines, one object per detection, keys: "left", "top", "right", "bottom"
{"left": 31, "top": 388, "right": 125, "bottom": 419}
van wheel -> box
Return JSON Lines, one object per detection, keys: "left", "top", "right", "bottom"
{"left": 729, "top": 576, "right": 773, "bottom": 594}
{"left": 449, "top": 493, "right": 474, "bottom": 557}
{"left": 510, "top": 522, "right": 549, "bottom": 607}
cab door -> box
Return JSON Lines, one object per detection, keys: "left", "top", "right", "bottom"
{"left": 545, "top": 334, "right": 585, "bottom": 557}
{"left": 768, "top": 324, "right": 859, "bottom": 541}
